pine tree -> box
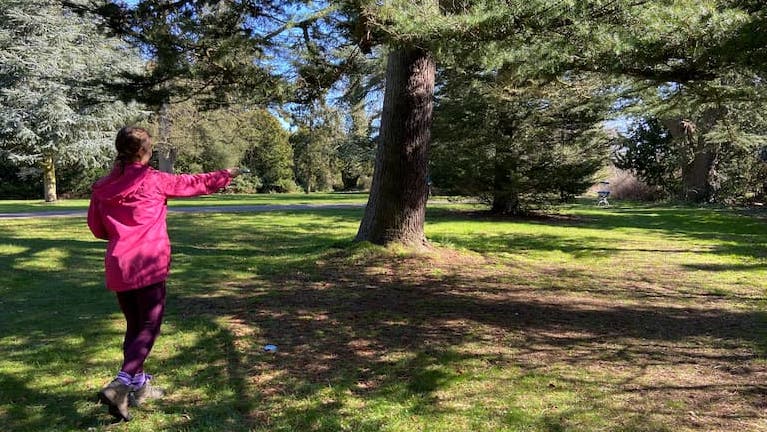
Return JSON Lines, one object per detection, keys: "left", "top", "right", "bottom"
{"left": 290, "top": 102, "right": 344, "bottom": 193}
{"left": 0, "top": 0, "right": 144, "bottom": 202}
{"left": 585, "top": 1, "right": 767, "bottom": 202}
{"left": 336, "top": 62, "right": 378, "bottom": 191}
{"left": 431, "top": 70, "right": 610, "bottom": 215}
{"left": 349, "top": 0, "right": 643, "bottom": 244}
{"left": 67, "top": 0, "right": 289, "bottom": 107}
{"left": 85, "top": 0, "right": 767, "bottom": 238}
{"left": 142, "top": 101, "right": 296, "bottom": 191}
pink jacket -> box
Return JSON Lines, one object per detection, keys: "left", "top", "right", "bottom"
{"left": 88, "top": 163, "right": 232, "bottom": 292}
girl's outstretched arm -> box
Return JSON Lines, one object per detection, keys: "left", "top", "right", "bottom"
{"left": 157, "top": 169, "right": 239, "bottom": 198}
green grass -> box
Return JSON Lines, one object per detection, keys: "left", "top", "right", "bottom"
{"left": 0, "top": 192, "right": 371, "bottom": 214}
{"left": 1, "top": 199, "right": 766, "bottom": 431}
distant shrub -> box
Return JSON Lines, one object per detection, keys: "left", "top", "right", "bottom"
{"left": 0, "top": 156, "right": 39, "bottom": 199}
{"left": 607, "top": 168, "right": 665, "bottom": 201}
{"left": 269, "top": 178, "right": 300, "bottom": 193}
{"left": 226, "top": 174, "right": 263, "bottom": 194}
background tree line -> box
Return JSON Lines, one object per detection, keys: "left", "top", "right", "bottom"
{"left": 2, "top": 1, "right": 767, "bottom": 245}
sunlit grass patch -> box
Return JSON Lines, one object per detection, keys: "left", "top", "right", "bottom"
{"left": 1, "top": 200, "right": 766, "bottom": 431}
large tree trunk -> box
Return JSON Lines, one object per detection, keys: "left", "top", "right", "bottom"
{"left": 491, "top": 194, "right": 522, "bottom": 215}
{"left": 664, "top": 114, "right": 719, "bottom": 203}
{"left": 355, "top": 47, "right": 436, "bottom": 247}
{"left": 491, "top": 138, "right": 523, "bottom": 215}
{"left": 41, "top": 154, "right": 57, "bottom": 203}
{"left": 680, "top": 143, "right": 716, "bottom": 202}
{"left": 157, "top": 101, "right": 176, "bottom": 173}
{"left": 157, "top": 147, "right": 177, "bottom": 173}
{"left": 341, "top": 171, "right": 360, "bottom": 190}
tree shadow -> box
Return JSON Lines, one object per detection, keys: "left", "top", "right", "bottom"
{"left": 166, "top": 247, "right": 767, "bottom": 430}
{"left": 2, "top": 205, "right": 766, "bottom": 431}
{"left": 0, "top": 372, "right": 113, "bottom": 431}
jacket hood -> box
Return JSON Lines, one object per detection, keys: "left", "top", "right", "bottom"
{"left": 92, "top": 163, "right": 151, "bottom": 201}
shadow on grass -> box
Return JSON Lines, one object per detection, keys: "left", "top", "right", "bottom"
{"left": 0, "top": 372, "right": 112, "bottom": 431}
{"left": 1, "top": 206, "right": 766, "bottom": 431}
{"left": 163, "top": 247, "right": 767, "bottom": 431}
{"left": 426, "top": 205, "right": 767, "bottom": 260}
{"left": 0, "top": 212, "right": 365, "bottom": 431}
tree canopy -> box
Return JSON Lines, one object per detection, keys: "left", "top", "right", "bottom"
{"left": 0, "top": 0, "right": 144, "bottom": 201}
{"left": 432, "top": 70, "right": 611, "bottom": 214}
{"left": 23, "top": 0, "right": 764, "bottom": 230}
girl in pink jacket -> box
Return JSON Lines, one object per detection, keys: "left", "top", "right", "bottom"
{"left": 88, "top": 126, "right": 241, "bottom": 421}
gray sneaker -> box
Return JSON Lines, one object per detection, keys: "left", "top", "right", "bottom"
{"left": 129, "top": 380, "right": 165, "bottom": 407}
{"left": 97, "top": 379, "right": 132, "bottom": 421}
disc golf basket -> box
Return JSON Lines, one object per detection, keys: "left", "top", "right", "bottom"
{"left": 596, "top": 181, "right": 610, "bottom": 207}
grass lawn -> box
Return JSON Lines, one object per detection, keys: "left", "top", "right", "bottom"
{"left": 0, "top": 192, "right": 371, "bottom": 214}
{"left": 1, "top": 199, "right": 766, "bottom": 431}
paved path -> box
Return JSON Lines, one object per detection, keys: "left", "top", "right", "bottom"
{"left": 0, "top": 203, "right": 366, "bottom": 219}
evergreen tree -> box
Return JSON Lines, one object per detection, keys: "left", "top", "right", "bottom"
{"left": 614, "top": 102, "right": 767, "bottom": 203}
{"left": 326, "top": 1, "right": 655, "bottom": 245}
{"left": 0, "top": 0, "right": 143, "bottom": 201}
{"left": 141, "top": 100, "right": 201, "bottom": 173}
{"left": 290, "top": 102, "right": 343, "bottom": 193}
{"left": 431, "top": 71, "right": 610, "bottom": 215}
{"left": 143, "top": 102, "right": 295, "bottom": 191}
{"left": 66, "top": 0, "right": 289, "bottom": 107}
{"left": 580, "top": 1, "right": 767, "bottom": 202}
{"left": 336, "top": 67, "right": 378, "bottom": 190}
{"left": 613, "top": 118, "right": 680, "bottom": 197}
{"left": 239, "top": 109, "right": 295, "bottom": 192}
{"left": 85, "top": 0, "right": 767, "bottom": 240}
{"left": 336, "top": 131, "right": 375, "bottom": 191}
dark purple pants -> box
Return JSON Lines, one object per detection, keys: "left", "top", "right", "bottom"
{"left": 116, "top": 281, "right": 166, "bottom": 376}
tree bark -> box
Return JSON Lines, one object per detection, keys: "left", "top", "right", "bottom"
{"left": 663, "top": 113, "right": 719, "bottom": 203}
{"left": 157, "top": 101, "right": 176, "bottom": 173}
{"left": 491, "top": 195, "right": 522, "bottom": 215}
{"left": 491, "top": 134, "right": 523, "bottom": 215}
{"left": 356, "top": 47, "right": 436, "bottom": 247}
{"left": 341, "top": 171, "right": 360, "bottom": 190}
{"left": 680, "top": 143, "right": 716, "bottom": 202}
{"left": 41, "top": 154, "right": 57, "bottom": 202}
{"left": 157, "top": 147, "right": 177, "bottom": 173}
